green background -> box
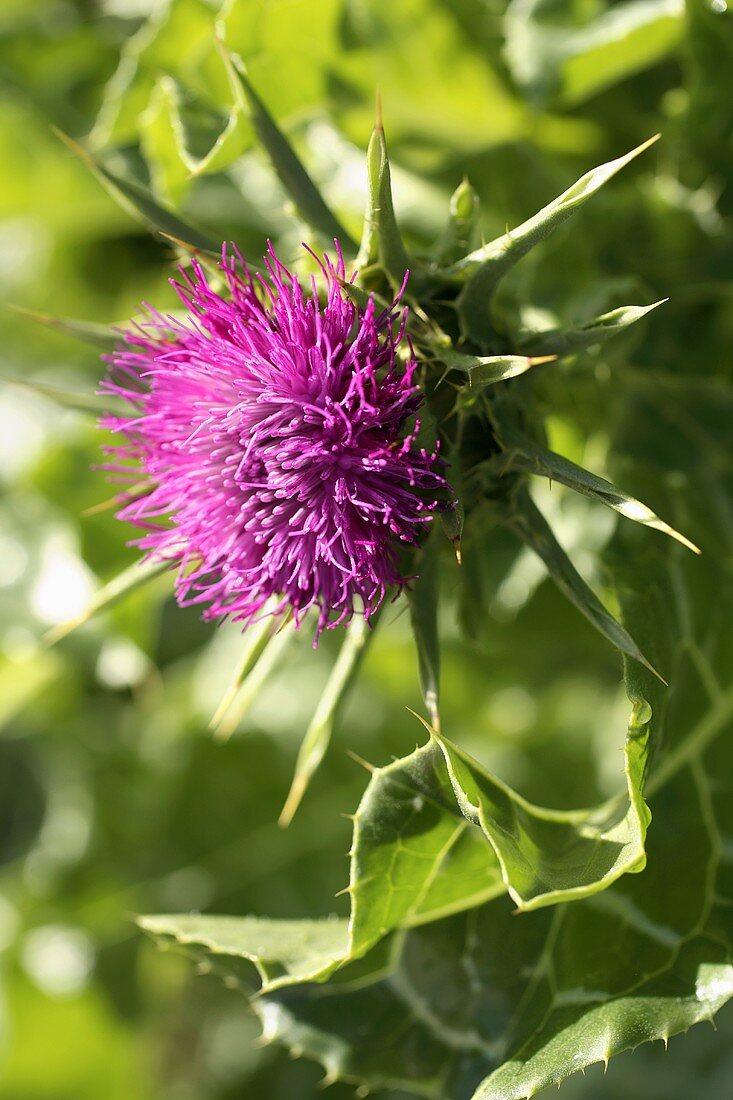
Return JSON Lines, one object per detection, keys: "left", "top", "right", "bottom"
{"left": 1, "top": 0, "right": 731, "bottom": 1097}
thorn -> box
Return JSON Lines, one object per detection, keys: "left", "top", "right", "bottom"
{"left": 375, "top": 88, "right": 383, "bottom": 131}
{"left": 528, "top": 355, "right": 557, "bottom": 367}
{"left": 159, "top": 230, "right": 206, "bottom": 259}
{"left": 345, "top": 749, "right": 375, "bottom": 773}
{"left": 43, "top": 616, "right": 85, "bottom": 647}
{"left": 334, "top": 885, "right": 352, "bottom": 898}
{"left": 209, "top": 687, "right": 239, "bottom": 734}
{"left": 81, "top": 485, "right": 150, "bottom": 516}
{"left": 453, "top": 538, "right": 462, "bottom": 565}
{"left": 51, "top": 125, "right": 96, "bottom": 170}
{"left": 635, "top": 133, "right": 661, "bottom": 156}
{"left": 340, "top": 813, "right": 357, "bottom": 822}
{"left": 279, "top": 772, "right": 308, "bottom": 828}
{"left": 404, "top": 706, "right": 438, "bottom": 737}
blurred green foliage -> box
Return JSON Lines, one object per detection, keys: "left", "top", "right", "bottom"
{"left": 1, "top": 0, "right": 732, "bottom": 1097}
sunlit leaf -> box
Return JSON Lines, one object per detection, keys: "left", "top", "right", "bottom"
{"left": 435, "top": 177, "right": 481, "bottom": 266}
{"left": 407, "top": 528, "right": 442, "bottom": 729}
{"left": 505, "top": 0, "right": 684, "bottom": 107}
{"left": 452, "top": 137, "right": 659, "bottom": 342}
{"left": 279, "top": 614, "right": 374, "bottom": 826}
{"left": 507, "top": 487, "right": 663, "bottom": 680}
{"left": 518, "top": 301, "right": 667, "bottom": 357}
{"left": 44, "top": 557, "right": 169, "bottom": 644}
{"left": 210, "top": 623, "right": 294, "bottom": 742}
{"left": 2, "top": 375, "right": 107, "bottom": 417}
{"left": 359, "top": 114, "right": 411, "bottom": 284}
{"left": 8, "top": 306, "right": 120, "bottom": 351}
{"left": 440, "top": 349, "right": 556, "bottom": 408}
{"left": 499, "top": 425, "right": 699, "bottom": 553}
{"left": 54, "top": 128, "right": 218, "bottom": 251}
{"left": 221, "top": 48, "right": 356, "bottom": 250}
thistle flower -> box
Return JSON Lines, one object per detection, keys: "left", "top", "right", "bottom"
{"left": 101, "top": 243, "right": 445, "bottom": 637}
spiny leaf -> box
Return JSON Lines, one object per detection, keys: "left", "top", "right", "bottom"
{"left": 209, "top": 610, "right": 281, "bottom": 735}
{"left": 439, "top": 348, "right": 556, "bottom": 408}
{"left": 143, "top": 686, "right": 653, "bottom": 991}
{"left": 359, "top": 104, "right": 411, "bottom": 284}
{"left": 507, "top": 487, "right": 663, "bottom": 681}
{"left": 338, "top": 279, "right": 443, "bottom": 344}
{"left": 139, "top": 74, "right": 251, "bottom": 204}
{"left": 452, "top": 136, "right": 659, "bottom": 342}
{"left": 82, "top": 482, "right": 153, "bottom": 517}
{"left": 53, "top": 128, "right": 218, "bottom": 252}
{"left": 336, "top": 279, "right": 394, "bottom": 318}
{"left": 44, "top": 557, "right": 169, "bottom": 645}
{"left": 499, "top": 425, "right": 700, "bottom": 553}
{"left": 518, "top": 300, "right": 667, "bottom": 357}
{"left": 439, "top": 497, "right": 464, "bottom": 561}
{"left": 434, "top": 177, "right": 481, "bottom": 266}
{"left": 8, "top": 305, "right": 120, "bottom": 351}
{"left": 279, "top": 613, "right": 374, "bottom": 827}
{"left": 2, "top": 375, "right": 108, "bottom": 417}
{"left": 211, "top": 623, "right": 294, "bottom": 742}
{"left": 221, "top": 47, "right": 356, "bottom": 251}
{"left": 138, "top": 915, "right": 349, "bottom": 992}
{"left": 140, "top": 377, "right": 733, "bottom": 1099}
{"left": 407, "top": 527, "right": 442, "bottom": 730}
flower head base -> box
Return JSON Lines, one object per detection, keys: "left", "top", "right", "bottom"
{"left": 102, "top": 243, "right": 445, "bottom": 637}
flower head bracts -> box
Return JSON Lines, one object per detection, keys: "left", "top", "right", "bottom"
{"left": 101, "top": 243, "right": 445, "bottom": 637}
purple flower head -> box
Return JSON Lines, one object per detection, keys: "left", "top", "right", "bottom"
{"left": 101, "top": 242, "right": 446, "bottom": 637}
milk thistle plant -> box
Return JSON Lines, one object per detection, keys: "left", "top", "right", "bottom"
{"left": 35, "top": 40, "right": 733, "bottom": 1100}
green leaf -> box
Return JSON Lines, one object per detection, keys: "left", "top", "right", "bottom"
{"left": 279, "top": 613, "right": 374, "bottom": 826}
{"left": 210, "top": 623, "right": 294, "bottom": 742}
{"left": 500, "top": 425, "right": 699, "bottom": 552}
{"left": 1, "top": 375, "right": 108, "bottom": 417}
{"left": 439, "top": 349, "right": 556, "bottom": 408}
{"left": 407, "top": 528, "right": 442, "bottom": 729}
{"left": 90, "top": 0, "right": 225, "bottom": 150}
{"left": 53, "top": 128, "right": 219, "bottom": 252}
{"left": 359, "top": 114, "right": 411, "bottom": 284}
{"left": 142, "top": 688, "right": 652, "bottom": 997}
{"left": 505, "top": 0, "right": 684, "bottom": 108}
{"left": 434, "top": 177, "right": 481, "bottom": 266}
{"left": 518, "top": 301, "right": 667, "bottom": 357}
{"left": 452, "top": 137, "right": 659, "bottom": 342}
{"left": 146, "top": 658, "right": 653, "bottom": 961}
{"left": 8, "top": 306, "right": 120, "bottom": 351}
{"left": 352, "top": 710, "right": 651, "bottom": 930}
{"left": 209, "top": 609, "right": 281, "bottom": 735}
{"left": 138, "top": 914, "right": 349, "bottom": 992}
{"left": 507, "top": 487, "right": 663, "bottom": 681}
{"left": 150, "top": 377, "right": 733, "bottom": 1098}
{"left": 44, "top": 557, "right": 169, "bottom": 645}
{"left": 222, "top": 49, "right": 356, "bottom": 251}
{"left": 336, "top": 279, "right": 394, "bottom": 317}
